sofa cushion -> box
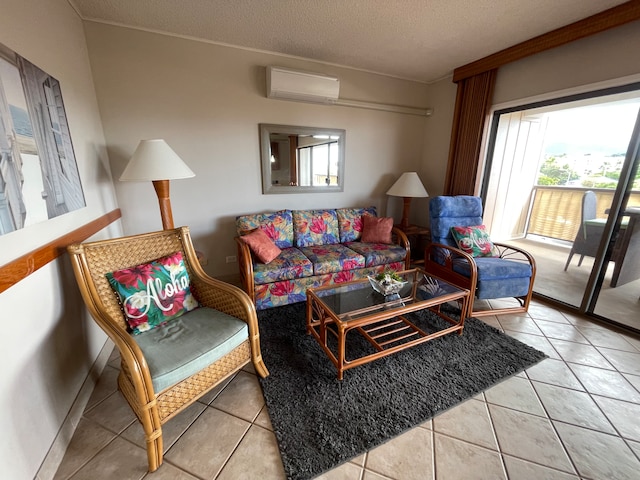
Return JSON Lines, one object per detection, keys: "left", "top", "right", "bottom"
{"left": 299, "top": 244, "right": 366, "bottom": 274}
{"left": 293, "top": 209, "right": 340, "bottom": 247}
{"left": 134, "top": 307, "right": 248, "bottom": 393}
{"left": 236, "top": 210, "right": 293, "bottom": 249}
{"left": 346, "top": 242, "right": 407, "bottom": 267}
{"left": 253, "top": 247, "right": 313, "bottom": 285}
{"left": 336, "top": 206, "right": 377, "bottom": 243}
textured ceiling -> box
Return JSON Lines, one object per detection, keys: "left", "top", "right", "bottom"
{"left": 70, "top": 0, "right": 629, "bottom": 83}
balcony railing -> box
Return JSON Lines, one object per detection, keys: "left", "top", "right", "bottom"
{"left": 527, "top": 186, "right": 640, "bottom": 242}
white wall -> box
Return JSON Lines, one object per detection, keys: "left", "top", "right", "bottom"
{"left": 83, "top": 22, "right": 432, "bottom": 276}
{"left": 0, "top": 1, "right": 121, "bottom": 479}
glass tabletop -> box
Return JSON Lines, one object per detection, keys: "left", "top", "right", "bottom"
{"left": 310, "top": 268, "right": 467, "bottom": 321}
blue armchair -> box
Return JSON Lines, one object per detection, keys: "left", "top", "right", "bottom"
{"left": 426, "top": 195, "right": 536, "bottom": 317}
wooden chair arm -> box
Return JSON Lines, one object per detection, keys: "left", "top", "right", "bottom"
{"left": 492, "top": 242, "right": 537, "bottom": 271}
{"left": 423, "top": 243, "right": 478, "bottom": 295}
{"left": 392, "top": 227, "right": 411, "bottom": 269}
{"left": 234, "top": 236, "right": 256, "bottom": 302}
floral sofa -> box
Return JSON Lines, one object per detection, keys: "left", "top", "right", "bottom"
{"left": 235, "top": 207, "right": 411, "bottom": 310}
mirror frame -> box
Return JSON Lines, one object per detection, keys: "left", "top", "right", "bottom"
{"left": 259, "top": 123, "right": 346, "bottom": 194}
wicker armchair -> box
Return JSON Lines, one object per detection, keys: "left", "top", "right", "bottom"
{"left": 67, "top": 227, "right": 268, "bottom": 472}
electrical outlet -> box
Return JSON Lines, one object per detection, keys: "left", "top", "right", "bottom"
{"left": 226, "top": 255, "right": 237, "bottom": 263}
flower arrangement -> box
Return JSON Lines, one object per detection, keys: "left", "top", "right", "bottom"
{"left": 369, "top": 269, "right": 406, "bottom": 296}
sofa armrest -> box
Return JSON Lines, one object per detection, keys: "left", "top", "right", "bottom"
{"left": 392, "top": 227, "right": 411, "bottom": 269}
{"left": 234, "top": 236, "right": 256, "bottom": 303}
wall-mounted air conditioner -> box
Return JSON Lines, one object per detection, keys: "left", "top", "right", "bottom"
{"left": 266, "top": 66, "right": 340, "bottom": 104}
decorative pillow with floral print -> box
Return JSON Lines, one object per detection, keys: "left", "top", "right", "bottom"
{"left": 106, "top": 252, "right": 200, "bottom": 335}
{"left": 450, "top": 225, "right": 495, "bottom": 257}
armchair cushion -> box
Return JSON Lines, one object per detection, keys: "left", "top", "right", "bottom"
{"left": 450, "top": 225, "right": 495, "bottom": 257}
{"left": 361, "top": 215, "right": 394, "bottom": 244}
{"left": 134, "top": 307, "right": 249, "bottom": 393}
{"left": 106, "top": 252, "right": 200, "bottom": 335}
{"left": 240, "top": 228, "right": 282, "bottom": 264}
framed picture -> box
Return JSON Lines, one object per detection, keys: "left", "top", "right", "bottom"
{"left": 0, "top": 41, "right": 85, "bottom": 236}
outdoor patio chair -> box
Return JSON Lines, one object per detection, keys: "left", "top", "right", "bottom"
{"left": 426, "top": 195, "right": 536, "bottom": 317}
{"left": 564, "top": 190, "right": 603, "bottom": 270}
{"left": 67, "top": 227, "right": 268, "bottom": 472}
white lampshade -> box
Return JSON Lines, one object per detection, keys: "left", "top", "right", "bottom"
{"left": 120, "top": 139, "right": 195, "bottom": 181}
{"left": 386, "top": 172, "right": 429, "bottom": 198}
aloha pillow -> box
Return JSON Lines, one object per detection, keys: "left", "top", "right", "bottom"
{"left": 106, "top": 252, "right": 200, "bottom": 335}
{"left": 361, "top": 215, "right": 393, "bottom": 244}
{"left": 450, "top": 225, "right": 495, "bottom": 257}
{"left": 240, "top": 228, "right": 282, "bottom": 264}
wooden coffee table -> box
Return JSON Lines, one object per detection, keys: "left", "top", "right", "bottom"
{"left": 306, "top": 268, "right": 471, "bottom": 379}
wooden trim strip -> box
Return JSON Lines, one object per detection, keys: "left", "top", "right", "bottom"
{"left": 453, "top": 1, "right": 640, "bottom": 82}
{"left": 0, "top": 208, "right": 121, "bottom": 294}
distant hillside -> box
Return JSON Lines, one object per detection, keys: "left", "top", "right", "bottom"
{"left": 9, "top": 104, "right": 33, "bottom": 137}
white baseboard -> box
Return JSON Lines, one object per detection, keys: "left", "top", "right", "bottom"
{"left": 35, "top": 338, "right": 115, "bottom": 480}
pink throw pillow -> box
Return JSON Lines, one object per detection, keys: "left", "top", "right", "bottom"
{"left": 241, "top": 228, "right": 282, "bottom": 264}
{"left": 361, "top": 215, "right": 393, "bottom": 244}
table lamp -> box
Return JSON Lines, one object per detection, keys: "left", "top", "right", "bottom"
{"left": 386, "top": 172, "right": 429, "bottom": 230}
{"left": 120, "top": 139, "right": 195, "bottom": 230}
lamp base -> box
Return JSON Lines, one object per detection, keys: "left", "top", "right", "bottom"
{"left": 399, "top": 197, "right": 412, "bottom": 231}
{"left": 152, "top": 180, "right": 175, "bottom": 230}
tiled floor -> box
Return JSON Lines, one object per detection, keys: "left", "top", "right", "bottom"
{"left": 52, "top": 299, "right": 640, "bottom": 480}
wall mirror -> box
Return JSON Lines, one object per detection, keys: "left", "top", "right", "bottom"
{"left": 260, "top": 123, "right": 345, "bottom": 194}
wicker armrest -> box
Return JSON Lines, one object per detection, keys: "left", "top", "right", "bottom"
{"left": 234, "top": 237, "right": 256, "bottom": 302}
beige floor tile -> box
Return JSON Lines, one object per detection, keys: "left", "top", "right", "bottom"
{"left": 254, "top": 405, "right": 273, "bottom": 430}
{"left": 525, "top": 358, "right": 584, "bottom": 390}
{"left": 489, "top": 405, "right": 574, "bottom": 473}
{"left": 216, "top": 425, "right": 286, "bottom": 480}
{"left": 549, "top": 338, "right": 614, "bottom": 369}
{"left": 366, "top": 427, "right": 434, "bottom": 480}
{"left": 497, "top": 315, "right": 543, "bottom": 335}
{"left": 315, "top": 459, "right": 363, "bottom": 479}
{"left": 554, "top": 422, "right": 640, "bottom": 480}
{"left": 433, "top": 398, "right": 498, "bottom": 450}
{"left": 164, "top": 407, "right": 250, "bottom": 479}
{"left": 433, "top": 433, "right": 506, "bottom": 480}
{"left": 502, "top": 456, "right": 580, "bottom": 480}
{"left": 504, "top": 331, "right": 561, "bottom": 360}
{"left": 66, "top": 437, "right": 148, "bottom": 480}
{"left": 197, "top": 373, "right": 237, "bottom": 405}
{"left": 569, "top": 363, "right": 640, "bottom": 402}
{"left": 83, "top": 391, "right": 136, "bottom": 434}
{"left": 140, "top": 462, "right": 199, "bottom": 479}
{"left": 532, "top": 382, "right": 616, "bottom": 433}
{"left": 593, "top": 395, "right": 640, "bottom": 442}
{"left": 120, "top": 401, "right": 207, "bottom": 450}
{"left": 363, "top": 470, "right": 394, "bottom": 480}
{"left": 628, "top": 439, "right": 640, "bottom": 457}
{"left": 211, "top": 370, "right": 265, "bottom": 422}
{"left": 350, "top": 453, "right": 366, "bottom": 467}
{"left": 53, "top": 418, "right": 116, "bottom": 480}
{"left": 535, "top": 320, "right": 589, "bottom": 343}
{"left": 479, "top": 317, "right": 502, "bottom": 330}
{"left": 574, "top": 325, "right": 639, "bottom": 351}
{"left": 484, "top": 376, "right": 546, "bottom": 416}
{"left": 597, "top": 347, "right": 640, "bottom": 375}
{"left": 622, "top": 372, "right": 640, "bottom": 392}
{"left": 107, "top": 346, "right": 120, "bottom": 368}
{"left": 526, "top": 305, "right": 571, "bottom": 324}
{"left": 85, "top": 365, "right": 119, "bottom": 410}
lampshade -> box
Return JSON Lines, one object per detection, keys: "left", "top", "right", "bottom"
{"left": 386, "top": 172, "right": 429, "bottom": 198}
{"left": 120, "top": 139, "right": 195, "bottom": 181}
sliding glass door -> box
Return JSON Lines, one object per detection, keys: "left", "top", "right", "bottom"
{"left": 482, "top": 84, "right": 640, "bottom": 331}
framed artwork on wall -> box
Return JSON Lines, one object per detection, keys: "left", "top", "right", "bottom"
{"left": 0, "top": 41, "right": 85, "bottom": 236}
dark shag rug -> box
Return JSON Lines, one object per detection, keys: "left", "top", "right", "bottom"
{"left": 257, "top": 303, "right": 547, "bottom": 480}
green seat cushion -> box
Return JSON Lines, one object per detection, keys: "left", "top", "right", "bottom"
{"left": 134, "top": 307, "right": 248, "bottom": 393}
